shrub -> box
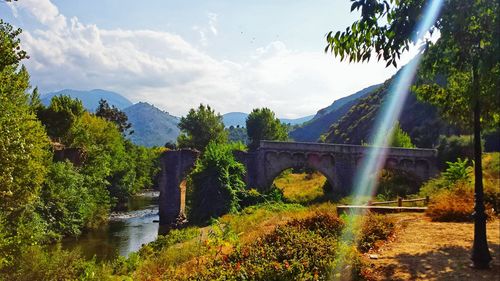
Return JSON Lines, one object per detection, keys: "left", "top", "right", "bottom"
{"left": 186, "top": 142, "right": 246, "bottom": 224}
{"left": 425, "top": 182, "right": 475, "bottom": 222}
{"left": 442, "top": 158, "right": 472, "bottom": 183}
{"left": 358, "top": 213, "right": 395, "bottom": 253}
{"left": 5, "top": 245, "right": 108, "bottom": 281}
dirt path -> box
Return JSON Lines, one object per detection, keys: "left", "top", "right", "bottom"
{"left": 368, "top": 213, "right": 500, "bottom": 280}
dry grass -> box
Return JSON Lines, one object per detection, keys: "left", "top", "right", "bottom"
{"left": 273, "top": 172, "right": 327, "bottom": 203}
{"left": 367, "top": 213, "right": 500, "bottom": 280}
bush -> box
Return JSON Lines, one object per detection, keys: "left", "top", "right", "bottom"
{"left": 358, "top": 213, "right": 395, "bottom": 253}
{"left": 5, "top": 245, "right": 109, "bottom": 281}
{"left": 192, "top": 212, "right": 366, "bottom": 281}
{"left": 425, "top": 182, "right": 475, "bottom": 222}
{"left": 186, "top": 142, "right": 246, "bottom": 224}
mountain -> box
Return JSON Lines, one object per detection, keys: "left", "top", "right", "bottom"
{"left": 123, "top": 102, "right": 180, "bottom": 147}
{"left": 42, "top": 89, "right": 133, "bottom": 111}
{"left": 289, "top": 84, "right": 381, "bottom": 142}
{"left": 281, "top": 115, "right": 315, "bottom": 125}
{"left": 223, "top": 112, "right": 248, "bottom": 127}
{"left": 324, "top": 70, "right": 458, "bottom": 148}
{"left": 222, "top": 112, "right": 314, "bottom": 128}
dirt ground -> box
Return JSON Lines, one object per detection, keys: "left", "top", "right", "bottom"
{"left": 367, "top": 213, "right": 500, "bottom": 281}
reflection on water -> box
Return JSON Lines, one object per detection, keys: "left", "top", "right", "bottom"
{"left": 60, "top": 192, "right": 159, "bottom": 261}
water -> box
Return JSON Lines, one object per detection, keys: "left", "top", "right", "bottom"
{"left": 59, "top": 191, "right": 159, "bottom": 261}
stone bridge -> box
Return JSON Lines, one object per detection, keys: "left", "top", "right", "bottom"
{"left": 158, "top": 141, "right": 437, "bottom": 227}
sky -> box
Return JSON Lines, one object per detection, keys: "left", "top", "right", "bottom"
{"left": 1, "top": 0, "right": 418, "bottom": 118}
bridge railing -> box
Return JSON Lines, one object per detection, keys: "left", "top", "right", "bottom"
{"left": 258, "top": 141, "right": 437, "bottom": 158}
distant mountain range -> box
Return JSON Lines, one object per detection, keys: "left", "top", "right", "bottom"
{"left": 42, "top": 75, "right": 453, "bottom": 149}
{"left": 42, "top": 89, "right": 133, "bottom": 111}
{"left": 222, "top": 112, "right": 314, "bottom": 128}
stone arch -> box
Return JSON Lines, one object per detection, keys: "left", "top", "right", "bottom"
{"left": 263, "top": 152, "right": 336, "bottom": 192}
{"left": 158, "top": 149, "right": 199, "bottom": 231}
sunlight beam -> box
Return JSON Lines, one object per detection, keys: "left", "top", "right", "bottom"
{"left": 332, "top": 0, "right": 444, "bottom": 279}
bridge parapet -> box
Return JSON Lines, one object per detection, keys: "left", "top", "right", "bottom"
{"left": 259, "top": 141, "right": 437, "bottom": 158}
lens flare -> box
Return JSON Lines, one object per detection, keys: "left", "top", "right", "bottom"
{"left": 331, "top": 0, "right": 444, "bottom": 279}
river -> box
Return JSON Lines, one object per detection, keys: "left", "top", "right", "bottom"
{"left": 60, "top": 191, "right": 160, "bottom": 261}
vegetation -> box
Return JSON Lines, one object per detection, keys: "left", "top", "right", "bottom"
{"left": 186, "top": 142, "right": 247, "bottom": 224}
{"left": 95, "top": 99, "right": 132, "bottom": 134}
{"left": 0, "top": 19, "right": 163, "bottom": 276}
{"left": 273, "top": 171, "right": 328, "bottom": 204}
{"left": 246, "top": 108, "right": 288, "bottom": 149}
{"left": 177, "top": 104, "right": 227, "bottom": 151}
{"left": 421, "top": 153, "right": 499, "bottom": 222}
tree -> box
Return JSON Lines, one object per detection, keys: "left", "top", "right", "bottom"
{"left": 37, "top": 95, "right": 85, "bottom": 141}
{"left": 187, "top": 142, "right": 246, "bottom": 223}
{"left": 390, "top": 122, "right": 415, "bottom": 148}
{"left": 325, "top": 0, "right": 499, "bottom": 268}
{"left": 177, "top": 104, "right": 227, "bottom": 151}
{"left": 95, "top": 99, "right": 132, "bottom": 135}
{"left": 0, "top": 20, "right": 51, "bottom": 267}
{"left": 246, "top": 108, "right": 288, "bottom": 150}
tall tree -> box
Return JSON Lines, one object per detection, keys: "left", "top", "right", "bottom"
{"left": 0, "top": 20, "right": 50, "bottom": 259}
{"left": 325, "top": 0, "right": 499, "bottom": 268}
{"left": 37, "top": 95, "right": 85, "bottom": 142}
{"left": 177, "top": 104, "right": 227, "bottom": 151}
{"left": 95, "top": 99, "right": 132, "bottom": 135}
{"left": 246, "top": 108, "right": 288, "bottom": 150}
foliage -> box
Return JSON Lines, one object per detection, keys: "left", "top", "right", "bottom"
{"left": 36, "top": 161, "right": 89, "bottom": 240}
{"left": 358, "top": 213, "right": 395, "bottom": 253}
{"left": 95, "top": 99, "right": 132, "bottom": 134}
{"left": 0, "top": 19, "right": 27, "bottom": 72}
{"left": 421, "top": 153, "right": 500, "bottom": 220}
{"left": 246, "top": 107, "right": 288, "bottom": 150}
{"left": 426, "top": 182, "right": 477, "bottom": 222}
{"left": 324, "top": 79, "right": 453, "bottom": 148}
{"left": 377, "top": 169, "right": 421, "bottom": 199}
{"left": 442, "top": 158, "right": 472, "bottom": 183}
{"left": 4, "top": 245, "right": 108, "bottom": 281}
{"left": 190, "top": 212, "right": 385, "bottom": 281}
{"left": 389, "top": 121, "right": 415, "bottom": 148}
{"left": 436, "top": 135, "right": 474, "bottom": 169}
{"left": 186, "top": 142, "right": 246, "bottom": 224}
{"left": 142, "top": 227, "right": 200, "bottom": 255}
{"left": 177, "top": 104, "right": 227, "bottom": 151}
{"left": 227, "top": 125, "right": 248, "bottom": 144}
{"left": 37, "top": 95, "right": 85, "bottom": 141}
{"left": 0, "top": 20, "right": 51, "bottom": 262}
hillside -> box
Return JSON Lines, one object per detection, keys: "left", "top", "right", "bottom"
{"left": 324, "top": 72, "right": 457, "bottom": 148}
{"left": 290, "top": 84, "right": 381, "bottom": 142}
{"left": 123, "top": 102, "right": 180, "bottom": 147}
{"left": 223, "top": 112, "right": 314, "bottom": 128}
{"left": 42, "top": 89, "right": 133, "bottom": 111}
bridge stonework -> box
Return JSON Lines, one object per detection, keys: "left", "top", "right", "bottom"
{"left": 158, "top": 141, "right": 437, "bottom": 227}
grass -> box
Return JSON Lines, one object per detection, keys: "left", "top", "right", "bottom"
{"left": 273, "top": 171, "right": 327, "bottom": 203}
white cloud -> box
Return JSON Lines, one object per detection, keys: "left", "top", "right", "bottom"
{"left": 9, "top": 0, "right": 407, "bottom": 118}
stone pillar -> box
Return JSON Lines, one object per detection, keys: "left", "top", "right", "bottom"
{"left": 158, "top": 149, "right": 199, "bottom": 230}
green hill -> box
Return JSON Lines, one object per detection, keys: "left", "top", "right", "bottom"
{"left": 123, "top": 102, "right": 180, "bottom": 147}
{"left": 290, "top": 84, "right": 381, "bottom": 142}
{"left": 324, "top": 72, "right": 457, "bottom": 148}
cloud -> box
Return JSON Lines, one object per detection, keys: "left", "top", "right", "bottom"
{"left": 8, "top": 0, "right": 405, "bottom": 118}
